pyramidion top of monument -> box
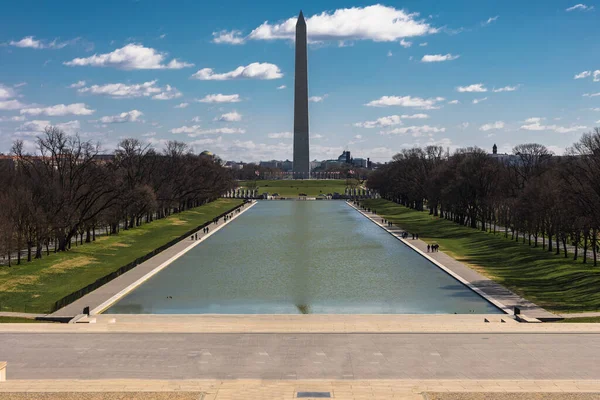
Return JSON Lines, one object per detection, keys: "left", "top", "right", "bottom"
{"left": 296, "top": 10, "right": 306, "bottom": 26}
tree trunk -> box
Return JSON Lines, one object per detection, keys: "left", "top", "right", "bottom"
{"left": 593, "top": 229, "right": 597, "bottom": 267}
{"left": 574, "top": 231, "right": 580, "bottom": 261}
{"left": 35, "top": 241, "right": 42, "bottom": 259}
{"left": 583, "top": 231, "right": 588, "bottom": 263}
{"left": 27, "top": 242, "right": 32, "bottom": 262}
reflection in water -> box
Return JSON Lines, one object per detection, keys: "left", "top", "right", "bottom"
{"left": 106, "top": 201, "right": 502, "bottom": 315}
{"left": 292, "top": 201, "right": 310, "bottom": 311}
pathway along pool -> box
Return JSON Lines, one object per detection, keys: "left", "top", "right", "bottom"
{"left": 106, "top": 201, "right": 501, "bottom": 314}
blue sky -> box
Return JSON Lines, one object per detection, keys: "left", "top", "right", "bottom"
{"left": 1, "top": 0, "right": 599, "bottom": 162}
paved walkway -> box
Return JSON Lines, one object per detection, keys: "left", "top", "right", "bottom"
{"left": 1, "top": 332, "right": 599, "bottom": 380}
{"left": 1, "top": 379, "right": 599, "bottom": 399}
{"left": 3, "top": 314, "right": 600, "bottom": 333}
{"left": 347, "top": 202, "right": 558, "bottom": 321}
{"left": 0, "top": 312, "right": 44, "bottom": 319}
{"left": 50, "top": 201, "right": 257, "bottom": 318}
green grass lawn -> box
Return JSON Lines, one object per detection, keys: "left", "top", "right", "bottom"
{"left": 361, "top": 199, "right": 600, "bottom": 314}
{"left": 0, "top": 316, "right": 45, "bottom": 323}
{"left": 0, "top": 198, "right": 243, "bottom": 314}
{"left": 239, "top": 179, "right": 351, "bottom": 197}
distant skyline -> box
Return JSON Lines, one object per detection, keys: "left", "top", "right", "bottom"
{"left": 1, "top": 0, "right": 599, "bottom": 162}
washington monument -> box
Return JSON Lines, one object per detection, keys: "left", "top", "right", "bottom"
{"left": 293, "top": 10, "right": 310, "bottom": 177}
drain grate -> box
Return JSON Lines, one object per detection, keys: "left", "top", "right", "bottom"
{"left": 297, "top": 392, "right": 331, "bottom": 398}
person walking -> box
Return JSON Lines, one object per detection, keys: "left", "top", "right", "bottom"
{"left": 427, "top": 244, "right": 430, "bottom": 252}
{"left": 416, "top": 233, "right": 419, "bottom": 240}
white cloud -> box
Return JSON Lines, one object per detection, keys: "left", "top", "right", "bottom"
{"left": 196, "top": 94, "right": 241, "bottom": 103}
{"left": 20, "top": 103, "right": 94, "bottom": 116}
{"left": 590, "top": 108, "right": 600, "bottom": 111}
{"left": 68, "top": 80, "right": 86, "bottom": 88}
{"left": 170, "top": 125, "right": 246, "bottom": 136}
{"left": 241, "top": 5, "right": 438, "bottom": 43}
{"left": 174, "top": 102, "right": 189, "bottom": 109}
{"left": 473, "top": 97, "right": 488, "bottom": 104}
{"left": 419, "top": 42, "right": 428, "bottom": 46}
{"left": 583, "top": 92, "right": 600, "bottom": 97}
{"left": 13, "top": 82, "right": 27, "bottom": 88}
{"left": 212, "top": 30, "right": 246, "bottom": 44}
{"left": 77, "top": 80, "right": 181, "bottom": 100}
{"left": 479, "top": 121, "right": 505, "bottom": 131}
{"left": 0, "top": 115, "right": 26, "bottom": 122}
{"left": 482, "top": 16, "right": 499, "bottom": 26}
{"left": 313, "top": 134, "right": 324, "bottom": 139}
{"left": 456, "top": 83, "right": 487, "bottom": 92}
{"left": 575, "top": 71, "right": 591, "bottom": 79}
{"left": 354, "top": 113, "right": 428, "bottom": 129}
{"left": 460, "top": 122, "right": 470, "bottom": 129}
{"left": 574, "top": 70, "right": 600, "bottom": 81}
{"left": 566, "top": 4, "right": 594, "bottom": 11}
{"left": 524, "top": 117, "right": 543, "bottom": 123}
{"left": 402, "top": 113, "right": 429, "bottom": 119}
{"left": 493, "top": 85, "right": 520, "bottom": 92}
{"left": 277, "top": 85, "right": 287, "bottom": 90}
{"left": 217, "top": 111, "right": 242, "bottom": 122}
{"left": 387, "top": 50, "right": 393, "bottom": 57}
{"left": 400, "top": 39, "right": 412, "bottom": 48}
{"left": 0, "top": 84, "right": 16, "bottom": 100}
{"left": 365, "top": 95, "right": 444, "bottom": 109}
{"left": 191, "top": 116, "right": 202, "bottom": 123}
{"left": 421, "top": 54, "right": 459, "bottom": 62}
{"left": 268, "top": 132, "right": 293, "bottom": 139}
{"left": 142, "top": 132, "right": 157, "bottom": 137}
{"left": 191, "top": 62, "right": 282, "bottom": 80}
{"left": 382, "top": 125, "right": 446, "bottom": 136}
{"left": 448, "top": 100, "right": 460, "bottom": 104}
{"left": 64, "top": 44, "right": 193, "bottom": 70}
{"left": 0, "top": 100, "right": 26, "bottom": 110}
{"left": 16, "top": 120, "right": 80, "bottom": 136}
{"left": 9, "top": 36, "right": 75, "bottom": 49}
{"left": 309, "top": 95, "right": 327, "bottom": 103}
{"left": 520, "top": 120, "right": 587, "bottom": 133}
{"left": 98, "top": 110, "right": 143, "bottom": 123}
{"left": 355, "top": 115, "right": 402, "bottom": 128}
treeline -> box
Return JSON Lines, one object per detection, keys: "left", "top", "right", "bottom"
{"left": 0, "top": 127, "right": 235, "bottom": 266}
{"left": 367, "top": 128, "right": 600, "bottom": 266}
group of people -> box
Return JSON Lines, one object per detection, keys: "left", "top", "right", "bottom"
{"left": 191, "top": 204, "right": 249, "bottom": 241}
{"left": 427, "top": 244, "right": 440, "bottom": 252}
{"left": 380, "top": 218, "right": 394, "bottom": 228}
{"left": 191, "top": 226, "right": 211, "bottom": 241}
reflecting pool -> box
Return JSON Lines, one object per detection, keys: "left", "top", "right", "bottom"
{"left": 106, "top": 201, "right": 501, "bottom": 314}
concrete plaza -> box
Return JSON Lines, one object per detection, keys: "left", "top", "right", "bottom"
{"left": 0, "top": 332, "right": 599, "bottom": 380}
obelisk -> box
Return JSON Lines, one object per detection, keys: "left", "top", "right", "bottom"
{"left": 293, "top": 10, "right": 310, "bottom": 178}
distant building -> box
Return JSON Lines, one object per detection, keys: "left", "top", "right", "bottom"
{"left": 225, "top": 161, "right": 244, "bottom": 170}
{"left": 280, "top": 159, "right": 293, "bottom": 171}
{"left": 338, "top": 150, "right": 351, "bottom": 164}
{"left": 352, "top": 158, "right": 367, "bottom": 168}
{"left": 259, "top": 160, "right": 279, "bottom": 169}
